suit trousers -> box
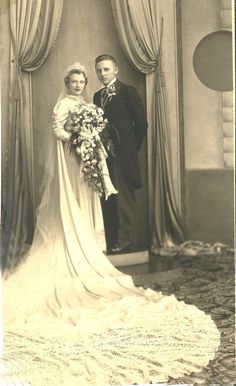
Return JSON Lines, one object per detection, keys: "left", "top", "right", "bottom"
{"left": 101, "top": 156, "right": 137, "bottom": 251}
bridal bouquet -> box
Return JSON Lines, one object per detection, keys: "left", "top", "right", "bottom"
{"left": 68, "top": 101, "right": 112, "bottom": 196}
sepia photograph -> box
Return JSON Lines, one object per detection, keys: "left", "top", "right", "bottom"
{"left": 0, "top": 0, "right": 235, "bottom": 385}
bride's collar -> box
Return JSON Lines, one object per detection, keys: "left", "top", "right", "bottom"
{"left": 66, "top": 94, "right": 84, "bottom": 102}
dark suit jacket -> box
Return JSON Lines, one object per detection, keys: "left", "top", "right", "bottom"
{"left": 93, "top": 80, "right": 148, "bottom": 189}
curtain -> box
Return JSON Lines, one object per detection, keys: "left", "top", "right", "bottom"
{"left": 2, "top": 0, "right": 63, "bottom": 269}
{"left": 111, "top": 0, "right": 183, "bottom": 250}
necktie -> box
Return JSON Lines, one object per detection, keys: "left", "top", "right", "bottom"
{"left": 101, "top": 87, "right": 109, "bottom": 108}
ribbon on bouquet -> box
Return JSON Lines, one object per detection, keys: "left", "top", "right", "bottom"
{"left": 97, "top": 144, "right": 118, "bottom": 200}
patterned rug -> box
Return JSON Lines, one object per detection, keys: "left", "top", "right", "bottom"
{"left": 132, "top": 251, "right": 235, "bottom": 385}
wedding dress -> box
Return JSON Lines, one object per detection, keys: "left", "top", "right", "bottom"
{"left": 2, "top": 95, "right": 220, "bottom": 386}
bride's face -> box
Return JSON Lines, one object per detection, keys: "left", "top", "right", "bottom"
{"left": 67, "top": 73, "right": 86, "bottom": 96}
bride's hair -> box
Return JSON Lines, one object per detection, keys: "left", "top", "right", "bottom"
{"left": 64, "top": 62, "right": 88, "bottom": 86}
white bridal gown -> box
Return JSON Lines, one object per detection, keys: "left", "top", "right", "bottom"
{"left": 2, "top": 95, "right": 220, "bottom": 386}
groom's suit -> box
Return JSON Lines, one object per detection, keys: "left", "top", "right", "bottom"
{"left": 93, "top": 79, "right": 148, "bottom": 252}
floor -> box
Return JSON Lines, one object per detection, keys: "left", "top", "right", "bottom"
{"left": 119, "top": 251, "right": 235, "bottom": 385}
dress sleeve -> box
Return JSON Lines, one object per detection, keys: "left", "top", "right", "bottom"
{"left": 52, "top": 98, "right": 72, "bottom": 142}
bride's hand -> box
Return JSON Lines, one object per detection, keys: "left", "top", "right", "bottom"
{"left": 104, "top": 190, "right": 118, "bottom": 201}
{"left": 104, "top": 184, "right": 118, "bottom": 201}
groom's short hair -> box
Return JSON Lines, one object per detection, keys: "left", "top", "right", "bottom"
{"left": 95, "top": 55, "right": 117, "bottom": 66}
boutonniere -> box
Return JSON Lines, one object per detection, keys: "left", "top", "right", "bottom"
{"left": 107, "top": 84, "right": 117, "bottom": 99}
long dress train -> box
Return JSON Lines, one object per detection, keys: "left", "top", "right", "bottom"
{"left": 2, "top": 96, "right": 220, "bottom": 386}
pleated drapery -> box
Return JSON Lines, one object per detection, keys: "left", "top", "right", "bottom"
{"left": 111, "top": 0, "right": 183, "bottom": 250}
{"left": 2, "top": 0, "right": 63, "bottom": 268}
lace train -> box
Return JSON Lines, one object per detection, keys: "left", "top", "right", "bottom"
{"left": 2, "top": 286, "right": 220, "bottom": 386}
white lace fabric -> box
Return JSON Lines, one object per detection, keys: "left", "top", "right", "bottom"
{"left": 2, "top": 286, "right": 220, "bottom": 386}
{"left": 1, "top": 95, "right": 220, "bottom": 386}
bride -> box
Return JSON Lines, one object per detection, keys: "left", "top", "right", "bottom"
{"left": 2, "top": 63, "right": 220, "bottom": 386}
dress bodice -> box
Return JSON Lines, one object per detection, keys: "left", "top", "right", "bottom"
{"left": 52, "top": 95, "right": 84, "bottom": 141}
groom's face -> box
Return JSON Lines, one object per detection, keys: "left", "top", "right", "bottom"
{"left": 95, "top": 60, "right": 118, "bottom": 86}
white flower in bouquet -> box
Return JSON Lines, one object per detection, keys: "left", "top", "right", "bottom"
{"left": 68, "top": 101, "right": 111, "bottom": 196}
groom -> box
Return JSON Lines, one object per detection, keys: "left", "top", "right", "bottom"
{"left": 94, "top": 54, "right": 148, "bottom": 254}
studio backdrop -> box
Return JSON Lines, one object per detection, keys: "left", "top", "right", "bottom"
{"left": 2, "top": 0, "right": 184, "bottom": 268}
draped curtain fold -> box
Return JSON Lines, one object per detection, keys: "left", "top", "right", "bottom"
{"left": 2, "top": 0, "right": 63, "bottom": 268}
{"left": 111, "top": 0, "right": 183, "bottom": 250}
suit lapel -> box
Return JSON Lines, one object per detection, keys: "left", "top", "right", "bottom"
{"left": 103, "top": 80, "right": 122, "bottom": 108}
{"left": 95, "top": 80, "right": 123, "bottom": 110}
{"left": 101, "top": 87, "right": 110, "bottom": 108}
